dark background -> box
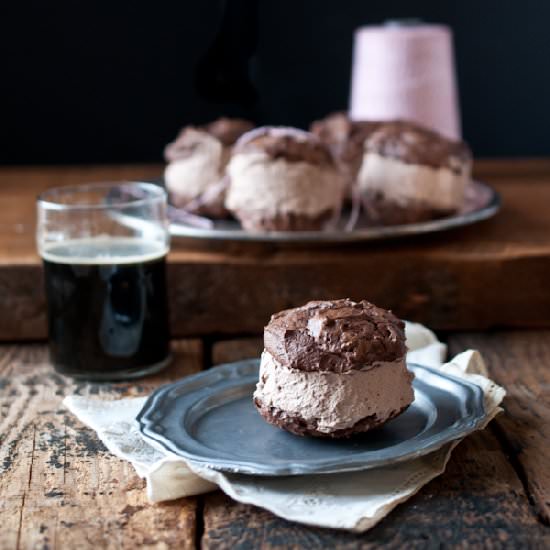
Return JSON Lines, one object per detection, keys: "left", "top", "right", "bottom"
{"left": 2, "top": 0, "right": 549, "bottom": 164}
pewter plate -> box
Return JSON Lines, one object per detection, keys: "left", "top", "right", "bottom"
{"left": 137, "top": 360, "right": 487, "bottom": 476}
{"left": 164, "top": 180, "right": 499, "bottom": 243}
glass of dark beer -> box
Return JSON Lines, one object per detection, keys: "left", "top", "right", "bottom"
{"left": 37, "top": 182, "right": 171, "bottom": 380}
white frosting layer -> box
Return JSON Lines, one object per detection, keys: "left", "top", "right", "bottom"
{"left": 357, "top": 153, "right": 470, "bottom": 211}
{"left": 164, "top": 130, "right": 228, "bottom": 204}
{"left": 254, "top": 351, "right": 414, "bottom": 433}
{"left": 225, "top": 153, "right": 344, "bottom": 217}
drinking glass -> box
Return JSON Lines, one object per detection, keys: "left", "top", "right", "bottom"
{"left": 36, "top": 182, "right": 171, "bottom": 380}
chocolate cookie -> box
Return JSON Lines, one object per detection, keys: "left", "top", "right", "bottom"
{"left": 364, "top": 120, "right": 471, "bottom": 174}
{"left": 264, "top": 299, "right": 406, "bottom": 373}
{"left": 233, "top": 126, "right": 334, "bottom": 165}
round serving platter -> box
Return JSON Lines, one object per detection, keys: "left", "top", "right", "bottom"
{"left": 137, "top": 359, "right": 487, "bottom": 476}
{"left": 161, "top": 179, "right": 500, "bottom": 243}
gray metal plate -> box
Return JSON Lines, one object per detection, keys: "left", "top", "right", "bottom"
{"left": 137, "top": 360, "right": 487, "bottom": 476}
{"left": 166, "top": 180, "right": 499, "bottom": 243}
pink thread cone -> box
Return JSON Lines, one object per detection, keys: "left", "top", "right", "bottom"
{"left": 350, "top": 23, "right": 461, "bottom": 139}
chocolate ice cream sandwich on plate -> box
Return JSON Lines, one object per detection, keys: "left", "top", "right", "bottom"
{"left": 254, "top": 299, "right": 414, "bottom": 438}
{"left": 137, "top": 298, "right": 488, "bottom": 475}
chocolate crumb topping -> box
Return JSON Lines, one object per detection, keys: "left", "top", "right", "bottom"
{"left": 365, "top": 120, "right": 471, "bottom": 174}
{"left": 164, "top": 128, "right": 209, "bottom": 162}
{"left": 311, "top": 114, "right": 471, "bottom": 174}
{"left": 310, "top": 112, "right": 354, "bottom": 150}
{"left": 164, "top": 117, "right": 253, "bottom": 162}
{"left": 233, "top": 126, "right": 334, "bottom": 165}
{"left": 264, "top": 299, "right": 406, "bottom": 373}
{"left": 311, "top": 112, "right": 381, "bottom": 163}
{"left": 204, "top": 117, "right": 254, "bottom": 146}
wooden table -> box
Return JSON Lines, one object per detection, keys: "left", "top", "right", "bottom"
{"left": 2, "top": 160, "right": 550, "bottom": 340}
{"left": 1, "top": 334, "right": 549, "bottom": 548}
{"left": 1, "top": 161, "right": 550, "bottom": 548}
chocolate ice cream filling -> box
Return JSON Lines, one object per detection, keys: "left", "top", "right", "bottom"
{"left": 358, "top": 153, "right": 470, "bottom": 211}
{"left": 254, "top": 351, "right": 414, "bottom": 434}
{"left": 225, "top": 153, "right": 344, "bottom": 219}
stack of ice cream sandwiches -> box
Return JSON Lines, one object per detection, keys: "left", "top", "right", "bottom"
{"left": 164, "top": 114, "right": 472, "bottom": 230}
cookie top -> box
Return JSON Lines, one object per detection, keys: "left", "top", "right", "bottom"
{"left": 312, "top": 115, "right": 470, "bottom": 173}
{"left": 264, "top": 299, "right": 406, "bottom": 373}
{"left": 310, "top": 112, "right": 354, "bottom": 148}
{"left": 310, "top": 112, "right": 382, "bottom": 163}
{"left": 233, "top": 126, "right": 335, "bottom": 165}
{"left": 365, "top": 120, "right": 471, "bottom": 174}
{"left": 203, "top": 117, "right": 254, "bottom": 146}
{"left": 164, "top": 117, "right": 253, "bottom": 162}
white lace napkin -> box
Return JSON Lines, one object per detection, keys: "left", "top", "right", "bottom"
{"left": 63, "top": 322, "right": 505, "bottom": 532}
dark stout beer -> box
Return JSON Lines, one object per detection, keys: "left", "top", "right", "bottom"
{"left": 42, "top": 237, "right": 170, "bottom": 379}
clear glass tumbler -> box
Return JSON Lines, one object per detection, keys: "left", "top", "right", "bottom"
{"left": 36, "top": 182, "right": 171, "bottom": 380}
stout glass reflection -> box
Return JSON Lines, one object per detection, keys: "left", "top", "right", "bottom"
{"left": 37, "top": 182, "right": 171, "bottom": 380}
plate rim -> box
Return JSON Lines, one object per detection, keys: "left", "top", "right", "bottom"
{"left": 137, "top": 359, "right": 487, "bottom": 476}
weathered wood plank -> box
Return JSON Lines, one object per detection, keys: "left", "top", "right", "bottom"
{"left": 201, "top": 336, "right": 549, "bottom": 548}
{"left": 166, "top": 250, "right": 550, "bottom": 335}
{"left": 449, "top": 331, "right": 550, "bottom": 525}
{"left": 0, "top": 340, "right": 202, "bottom": 550}
{"left": 3, "top": 162, "right": 550, "bottom": 340}
{"left": 202, "top": 432, "right": 549, "bottom": 549}
{"left": 211, "top": 337, "right": 263, "bottom": 366}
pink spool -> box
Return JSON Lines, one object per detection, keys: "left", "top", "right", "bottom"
{"left": 349, "top": 22, "right": 461, "bottom": 139}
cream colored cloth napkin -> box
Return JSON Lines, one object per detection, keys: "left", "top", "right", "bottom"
{"left": 63, "top": 322, "right": 505, "bottom": 532}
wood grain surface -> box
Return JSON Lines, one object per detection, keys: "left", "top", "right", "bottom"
{"left": 211, "top": 337, "right": 263, "bottom": 366}
{"left": 449, "top": 331, "right": 550, "bottom": 526}
{"left": 1, "top": 332, "right": 550, "bottom": 548}
{"left": 0, "top": 340, "right": 202, "bottom": 550}
{"left": 201, "top": 433, "right": 548, "bottom": 549}
{"left": 200, "top": 334, "right": 550, "bottom": 549}
{"left": 1, "top": 160, "right": 550, "bottom": 340}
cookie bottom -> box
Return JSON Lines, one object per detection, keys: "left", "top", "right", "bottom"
{"left": 232, "top": 209, "right": 335, "bottom": 232}
{"left": 254, "top": 398, "right": 410, "bottom": 439}
{"left": 362, "top": 191, "right": 457, "bottom": 225}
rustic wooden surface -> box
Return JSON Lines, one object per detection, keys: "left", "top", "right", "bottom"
{"left": 211, "top": 337, "right": 263, "bottom": 366}
{"left": 200, "top": 334, "right": 550, "bottom": 549}
{"left": 1, "top": 160, "right": 550, "bottom": 340}
{"left": 1, "top": 332, "right": 550, "bottom": 548}
{"left": 0, "top": 340, "right": 201, "bottom": 550}
{"left": 449, "top": 331, "right": 550, "bottom": 526}
{"left": 201, "top": 433, "right": 548, "bottom": 549}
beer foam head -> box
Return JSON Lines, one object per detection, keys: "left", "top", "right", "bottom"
{"left": 40, "top": 237, "right": 168, "bottom": 265}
